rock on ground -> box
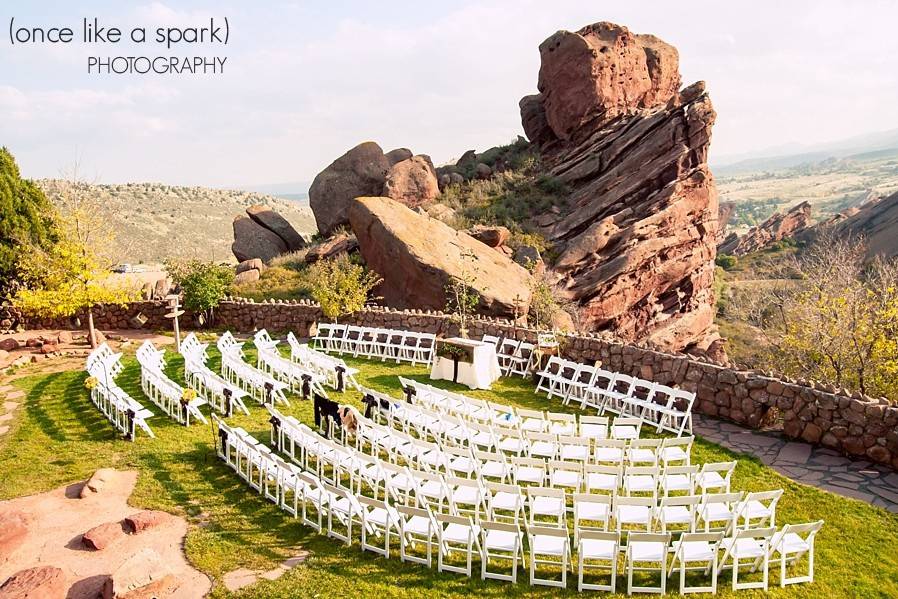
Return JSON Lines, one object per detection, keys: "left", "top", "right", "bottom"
{"left": 521, "top": 21, "right": 719, "bottom": 353}
{"left": 349, "top": 196, "right": 533, "bottom": 318}
{"left": 231, "top": 214, "right": 288, "bottom": 263}
{"left": 82, "top": 521, "right": 125, "bottom": 551}
{"left": 247, "top": 204, "right": 307, "bottom": 252}
{"left": 309, "top": 142, "right": 392, "bottom": 236}
{"left": 719, "top": 201, "right": 812, "bottom": 256}
{"left": 0, "top": 566, "right": 66, "bottom": 598}
{"left": 124, "top": 511, "right": 169, "bottom": 534}
{"left": 383, "top": 156, "right": 440, "bottom": 208}
{"left": 79, "top": 468, "right": 119, "bottom": 498}
{"left": 0, "top": 512, "right": 28, "bottom": 563}
{"left": 304, "top": 234, "right": 359, "bottom": 264}
{"left": 466, "top": 225, "right": 510, "bottom": 248}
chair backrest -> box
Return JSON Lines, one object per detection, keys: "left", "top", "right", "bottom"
{"left": 434, "top": 512, "right": 473, "bottom": 528}
{"left": 527, "top": 486, "right": 564, "bottom": 501}
{"left": 660, "top": 494, "right": 701, "bottom": 508}
{"left": 485, "top": 481, "right": 522, "bottom": 497}
{"left": 702, "top": 461, "right": 737, "bottom": 476}
{"left": 592, "top": 369, "right": 616, "bottom": 390}
{"left": 626, "top": 466, "right": 660, "bottom": 478}
{"left": 703, "top": 492, "right": 744, "bottom": 506}
{"left": 585, "top": 463, "right": 622, "bottom": 478}
{"left": 481, "top": 519, "right": 521, "bottom": 535}
{"left": 664, "top": 465, "right": 698, "bottom": 477}
{"left": 397, "top": 504, "right": 431, "bottom": 523}
{"left": 662, "top": 435, "right": 694, "bottom": 449}
{"left": 574, "top": 493, "right": 612, "bottom": 509}
{"left": 679, "top": 531, "right": 723, "bottom": 544}
{"left": 631, "top": 438, "right": 662, "bottom": 449}
{"left": 482, "top": 334, "right": 500, "bottom": 346}
{"left": 733, "top": 526, "right": 775, "bottom": 541}
{"left": 528, "top": 525, "right": 569, "bottom": 540}
{"left": 628, "top": 532, "right": 671, "bottom": 546}
{"left": 614, "top": 495, "right": 654, "bottom": 508}
{"left": 517, "top": 407, "right": 545, "bottom": 421}
{"left": 578, "top": 529, "right": 620, "bottom": 543}
{"left": 629, "top": 378, "right": 656, "bottom": 402}
{"left": 548, "top": 460, "right": 583, "bottom": 474}
{"left": 610, "top": 373, "right": 637, "bottom": 395}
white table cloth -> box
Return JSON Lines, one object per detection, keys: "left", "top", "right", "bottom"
{"left": 429, "top": 337, "right": 501, "bottom": 390}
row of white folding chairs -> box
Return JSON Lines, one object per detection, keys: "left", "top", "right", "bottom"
{"left": 215, "top": 334, "right": 292, "bottom": 406}
{"left": 180, "top": 333, "right": 250, "bottom": 417}
{"left": 481, "top": 334, "right": 537, "bottom": 377}
{"left": 255, "top": 345, "right": 328, "bottom": 400}
{"left": 251, "top": 412, "right": 819, "bottom": 593}
{"left": 376, "top": 396, "right": 694, "bottom": 467}
{"left": 537, "top": 356, "right": 695, "bottom": 436}
{"left": 286, "top": 332, "right": 360, "bottom": 391}
{"left": 312, "top": 323, "right": 435, "bottom": 366}
{"left": 85, "top": 344, "right": 155, "bottom": 440}
{"left": 136, "top": 341, "right": 207, "bottom": 426}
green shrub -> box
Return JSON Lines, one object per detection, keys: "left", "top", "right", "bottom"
{"left": 305, "top": 254, "right": 381, "bottom": 321}
{"left": 165, "top": 259, "right": 234, "bottom": 325}
{"left": 715, "top": 254, "right": 738, "bottom": 270}
{"left": 234, "top": 266, "right": 311, "bottom": 301}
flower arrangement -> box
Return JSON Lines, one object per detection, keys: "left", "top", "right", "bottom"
{"left": 181, "top": 388, "right": 198, "bottom": 403}
{"left": 84, "top": 376, "right": 99, "bottom": 390}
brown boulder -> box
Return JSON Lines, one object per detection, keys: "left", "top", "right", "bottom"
{"left": 718, "top": 201, "right": 811, "bottom": 256}
{"left": 0, "top": 512, "right": 28, "bottom": 562}
{"left": 466, "top": 225, "right": 510, "bottom": 248}
{"left": 385, "top": 147, "right": 413, "bottom": 166}
{"left": 24, "top": 338, "right": 41, "bottom": 348}
{"left": 231, "top": 214, "right": 288, "bottom": 263}
{"left": 522, "top": 22, "right": 719, "bottom": 353}
{"left": 101, "top": 548, "right": 170, "bottom": 599}
{"left": 308, "top": 141, "right": 391, "bottom": 235}
{"left": 0, "top": 338, "right": 19, "bottom": 352}
{"left": 535, "top": 21, "right": 680, "bottom": 142}
{"left": 236, "top": 258, "right": 265, "bottom": 275}
{"left": 246, "top": 204, "right": 307, "bottom": 252}
{"left": 82, "top": 521, "right": 125, "bottom": 551}
{"left": 79, "top": 468, "right": 118, "bottom": 498}
{"left": 474, "top": 163, "right": 492, "bottom": 179}
{"left": 118, "top": 574, "right": 179, "bottom": 599}
{"left": 39, "top": 343, "right": 58, "bottom": 355}
{"left": 305, "top": 234, "right": 359, "bottom": 264}
{"left": 0, "top": 566, "right": 65, "bottom": 599}
{"left": 56, "top": 330, "right": 73, "bottom": 345}
{"left": 349, "top": 196, "right": 533, "bottom": 318}
{"left": 425, "top": 203, "right": 458, "bottom": 224}
{"left": 234, "top": 269, "right": 260, "bottom": 285}
{"left": 520, "top": 93, "right": 556, "bottom": 148}
{"left": 383, "top": 156, "right": 440, "bottom": 208}
{"left": 125, "top": 510, "right": 169, "bottom": 534}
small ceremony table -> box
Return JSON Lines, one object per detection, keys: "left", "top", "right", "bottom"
{"left": 429, "top": 337, "right": 501, "bottom": 390}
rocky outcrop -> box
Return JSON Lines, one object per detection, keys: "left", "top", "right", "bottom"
{"left": 811, "top": 191, "right": 898, "bottom": 259}
{"left": 718, "top": 201, "right": 736, "bottom": 241}
{"left": 383, "top": 156, "right": 440, "bottom": 207}
{"left": 310, "top": 143, "right": 442, "bottom": 234}
{"left": 348, "top": 196, "right": 532, "bottom": 318}
{"left": 304, "top": 234, "right": 359, "bottom": 264}
{"left": 718, "top": 201, "right": 812, "bottom": 256}
{"left": 0, "top": 566, "right": 66, "bottom": 598}
{"left": 521, "top": 21, "right": 719, "bottom": 352}
{"left": 466, "top": 225, "right": 510, "bottom": 248}
{"left": 246, "top": 205, "right": 307, "bottom": 252}
{"left": 308, "top": 142, "right": 392, "bottom": 235}
{"left": 231, "top": 214, "right": 288, "bottom": 263}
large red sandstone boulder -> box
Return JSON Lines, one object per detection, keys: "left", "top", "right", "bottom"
{"left": 385, "top": 147, "right": 413, "bottom": 166}
{"left": 246, "top": 205, "right": 307, "bottom": 252}
{"left": 719, "top": 201, "right": 812, "bottom": 256}
{"left": 231, "top": 214, "right": 288, "bottom": 263}
{"left": 521, "top": 22, "right": 719, "bottom": 353}
{"left": 124, "top": 510, "right": 169, "bottom": 534}
{"left": 308, "top": 142, "right": 392, "bottom": 235}
{"left": 304, "top": 234, "right": 359, "bottom": 264}
{"left": 0, "top": 566, "right": 66, "bottom": 598}
{"left": 79, "top": 468, "right": 117, "bottom": 498}
{"left": 383, "top": 156, "right": 440, "bottom": 207}
{"left": 0, "top": 512, "right": 28, "bottom": 562}
{"left": 101, "top": 548, "right": 170, "bottom": 599}
{"left": 348, "top": 197, "right": 533, "bottom": 318}
{"left": 0, "top": 338, "right": 20, "bottom": 352}
{"left": 466, "top": 225, "right": 510, "bottom": 248}
{"left": 533, "top": 22, "right": 680, "bottom": 144}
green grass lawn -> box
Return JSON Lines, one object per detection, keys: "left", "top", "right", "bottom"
{"left": 0, "top": 344, "right": 896, "bottom": 598}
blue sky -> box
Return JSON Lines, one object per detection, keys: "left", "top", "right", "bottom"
{"left": 2, "top": 1, "right": 898, "bottom": 189}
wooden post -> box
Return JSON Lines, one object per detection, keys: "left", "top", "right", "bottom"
{"left": 164, "top": 294, "right": 185, "bottom": 352}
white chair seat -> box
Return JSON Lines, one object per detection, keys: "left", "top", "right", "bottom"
{"left": 660, "top": 506, "right": 692, "bottom": 523}
{"left": 625, "top": 475, "right": 655, "bottom": 493}
{"left": 702, "top": 504, "right": 734, "bottom": 522}
{"left": 743, "top": 500, "right": 772, "bottom": 519}
{"left": 499, "top": 438, "right": 526, "bottom": 452}
{"left": 521, "top": 419, "right": 544, "bottom": 432}
{"left": 661, "top": 447, "right": 688, "bottom": 462}
{"left": 630, "top": 541, "right": 666, "bottom": 561}
{"left": 675, "top": 540, "right": 716, "bottom": 562}
{"left": 452, "top": 487, "right": 483, "bottom": 505}
{"left": 580, "top": 424, "right": 606, "bottom": 440}
{"left": 581, "top": 538, "right": 617, "bottom": 560}
{"left": 662, "top": 474, "right": 691, "bottom": 492}
{"left": 721, "top": 537, "right": 766, "bottom": 559}
{"left": 578, "top": 503, "right": 610, "bottom": 520}
{"left": 492, "top": 492, "right": 521, "bottom": 511}
{"left": 387, "top": 474, "right": 414, "bottom": 492}
{"left": 561, "top": 446, "right": 589, "bottom": 461}
{"left": 404, "top": 515, "right": 431, "bottom": 536}
{"left": 515, "top": 467, "right": 544, "bottom": 484}
{"left": 450, "top": 457, "right": 475, "bottom": 474}
{"left": 484, "top": 529, "right": 519, "bottom": 551}
{"left": 778, "top": 532, "right": 811, "bottom": 555}
{"left": 587, "top": 473, "right": 617, "bottom": 491}
{"left": 617, "top": 505, "right": 650, "bottom": 524}
{"left": 443, "top": 522, "right": 479, "bottom": 544}
{"left": 630, "top": 449, "right": 657, "bottom": 463}
{"left": 611, "top": 425, "right": 638, "bottom": 440}
{"left": 481, "top": 462, "right": 509, "bottom": 478}
{"left": 367, "top": 507, "right": 390, "bottom": 527}
{"left": 532, "top": 496, "right": 565, "bottom": 516}
{"left": 420, "top": 480, "right": 446, "bottom": 499}
{"left": 595, "top": 448, "right": 624, "bottom": 462}
{"left": 550, "top": 471, "right": 580, "bottom": 488}
{"left": 549, "top": 423, "right": 575, "bottom": 436}
{"left": 532, "top": 534, "right": 566, "bottom": 556}
{"left": 530, "top": 441, "right": 556, "bottom": 457}
{"left": 696, "top": 472, "right": 726, "bottom": 488}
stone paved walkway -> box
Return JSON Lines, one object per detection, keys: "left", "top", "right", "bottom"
{"left": 694, "top": 414, "right": 898, "bottom": 513}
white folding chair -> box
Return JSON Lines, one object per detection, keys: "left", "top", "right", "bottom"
{"left": 614, "top": 495, "right": 654, "bottom": 534}
{"left": 660, "top": 435, "right": 693, "bottom": 466}
{"left": 735, "top": 489, "right": 783, "bottom": 530}
{"left": 584, "top": 464, "right": 621, "bottom": 495}
{"left": 397, "top": 504, "right": 435, "bottom": 567}
{"left": 574, "top": 493, "right": 612, "bottom": 535}
{"left": 528, "top": 525, "right": 571, "bottom": 588}
{"left": 623, "top": 466, "right": 659, "bottom": 501}
{"left": 698, "top": 492, "right": 744, "bottom": 533}
{"left": 656, "top": 494, "right": 700, "bottom": 534}
{"left": 484, "top": 482, "right": 525, "bottom": 525}
{"left": 628, "top": 438, "right": 662, "bottom": 466}
{"left": 577, "top": 530, "right": 620, "bottom": 593}
{"left": 668, "top": 531, "right": 723, "bottom": 594}
{"left": 511, "top": 457, "right": 546, "bottom": 487}
{"left": 578, "top": 415, "right": 609, "bottom": 442}
{"left": 435, "top": 512, "right": 482, "bottom": 577}
{"left": 696, "top": 461, "right": 736, "bottom": 494}
{"left": 626, "top": 532, "right": 671, "bottom": 595}
{"left": 661, "top": 465, "right": 698, "bottom": 497}
{"left": 594, "top": 438, "right": 627, "bottom": 466}
{"left": 359, "top": 495, "right": 401, "bottom": 557}
{"left": 527, "top": 486, "right": 566, "bottom": 527}
{"left": 718, "top": 526, "right": 775, "bottom": 591}
{"left": 610, "top": 416, "right": 642, "bottom": 441}
{"left": 764, "top": 520, "right": 823, "bottom": 587}
{"left": 548, "top": 460, "right": 583, "bottom": 493}
{"left": 480, "top": 520, "right": 524, "bottom": 583}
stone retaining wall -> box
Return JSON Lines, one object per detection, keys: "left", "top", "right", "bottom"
{"left": 18, "top": 297, "right": 898, "bottom": 470}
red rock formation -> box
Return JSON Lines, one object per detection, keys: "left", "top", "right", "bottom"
{"left": 808, "top": 191, "right": 898, "bottom": 259}
{"left": 0, "top": 566, "right": 66, "bottom": 598}
{"left": 521, "top": 22, "right": 720, "bottom": 352}
{"left": 718, "top": 201, "right": 812, "bottom": 256}
{"left": 348, "top": 196, "right": 532, "bottom": 318}
{"left": 383, "top": 155, "right": 439, "bottom": 207}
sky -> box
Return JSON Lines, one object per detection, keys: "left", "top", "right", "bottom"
{"left": 2, "top": 0, "right": 898, "bottom": 190}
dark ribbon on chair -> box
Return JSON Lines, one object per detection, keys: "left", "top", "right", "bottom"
{"left": 335, "top": 366, "right": 346, "bottom": 392}
{"left": 362, "top": 393, "right": 377, "bottom": 419}
{"left": 125, "top": 408, "right": 136, "bottom": 441}
{"left": 301, "top": 374, "right": 312, "bottom": 400}
{"left": 403, "top": 385, "right": 416, "bottom": 404}
{"left": 217, "top": 426, "right": 229, "bottom": 454}
{"left": 223, "top": 388, "right": 233, "bottom": 417}
{"left": 452, "top": 356, "right": 460, "bottom": 383}
{"left": 264, "top": 381, "right": 274, "bottom": 406}
{"left": 269, "top": 415, "right": 282, "bottom": 449}
{"left": 180, "top": 397, "right": 189, "bottom": 423}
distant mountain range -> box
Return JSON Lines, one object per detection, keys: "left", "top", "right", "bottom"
{"left": 713, "top": 128, "right": 898, "bottom": 176}
{"left": 230, "top": 181, "right": 310, "bottom": 203}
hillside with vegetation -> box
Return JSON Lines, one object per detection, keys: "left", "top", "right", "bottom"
{"left": 36, "top": 180, "right": 316, "bottom": 264}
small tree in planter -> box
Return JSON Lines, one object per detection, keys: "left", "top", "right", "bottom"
{"left": 445, "top": 249, "right": 482, "bottom": 338}
{"left": 306, "top": 254, "right": 382, "bottom": 322}
{"left": 165, "top": 259, "right": 235, "bottom": 327}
